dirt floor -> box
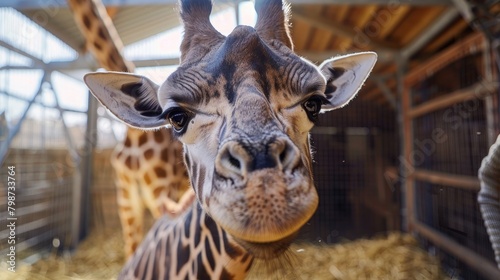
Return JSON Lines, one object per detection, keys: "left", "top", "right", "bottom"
{"left": 1, "top": 230, "right": 447, "bottom": 279}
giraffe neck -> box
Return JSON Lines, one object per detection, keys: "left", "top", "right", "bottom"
{"left": 111, "top": 127, "right": 192, "bottom": 257}
{"left": 67, "top": 0, "right": 133, "bottom": 72}
{"left": 119, "top": 203, "right": 254, "bottom": 279}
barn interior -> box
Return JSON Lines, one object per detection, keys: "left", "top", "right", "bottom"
{"left": 0, "top": 0, "right": 500, "bottom": 279}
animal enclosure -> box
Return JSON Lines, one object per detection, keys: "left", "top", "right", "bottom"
{"left": 1, "top": 0, "right": 500, "bottom": 279}
{"left": 403, "top": 33, "right": 500, "bottom": 279}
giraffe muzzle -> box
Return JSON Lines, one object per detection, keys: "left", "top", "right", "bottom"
{"left": 215, "top": 137, "right": 300, "bottom": 180}
{"left": 208, "top": 166, "right": 318, "bottom": 244}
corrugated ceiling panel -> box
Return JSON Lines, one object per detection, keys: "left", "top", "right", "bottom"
{"left": 20, "top": 8, "right": 85, "bottom": 52}
{"left": 114, "top": 5, "right": 180, "bottom": 46}
{"left": 18, "top": 3, "right": 234, "bottom": 53}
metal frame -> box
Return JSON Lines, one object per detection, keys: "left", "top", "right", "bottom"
{"left": 0, "top": 72, "right": 48, "bottom": 165}
{"left": 0, "top": 36, "right": 89, "bottom": 251}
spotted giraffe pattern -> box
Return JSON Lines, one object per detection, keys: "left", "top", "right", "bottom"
{"left": 84, "top": 0, "right": 377, "bottom": 278}
{"left": 67, "top": 0, "right": 195, "bottom": 258}
{"left": 67, "top": 0, "right": 132, "bottom": 72}
{"left": 112, "top": 128, "right": 193, "bottom": 256}
{"left": 119, "top": 203, "right": 253, "bottom": 279}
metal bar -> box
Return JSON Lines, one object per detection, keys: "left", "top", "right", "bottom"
{"left": 40, "top": 56, "right": 178, "bottom": 70}
{"left": 0, "top": 72, "right": 49, "bottom": 165}
{"left": 0, "top": 90, "right": 87, "bottom": 114}
{"left": 47, "top": 80, "right": 80, "bottom": 162}
{"left": 133, "top": 57, "right": 179, "bottom": 68}
{"left": 0, "top": 66, "right": 34, "bottom": 71}
{"left": 412, "top": 169, "right": 481, "bottom": 191}
{"left": 235, "top": 1, "right": 241, "bottom": 26}
{"left": 451, "top": 0, "right": 474, "bottom": 23}
{"left": 374, "top": 78, "right": 397, "bottom": 109}
{"left": 73, "top": 91, "right": 98, "bottom": 247}
{"left": 412, "top": 220, "right": 500, "bottom": 280}
{"left": 0, "top": 40, "right": 43, "bottom": 67}
{"left": 1, "top": 0, "right": 453, "bottom": 9}
{"left": 401, "top": 7, "right": 459, "bottom": 59}
{"left": 408, "top": 80, "right": 496, "bottom": 119}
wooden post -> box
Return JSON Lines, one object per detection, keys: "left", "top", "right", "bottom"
{"left": 412, "top": 221, "right": 500, "bottom": 280}
{"left": 402, "top": 30, "right": 500, "bottom": 278}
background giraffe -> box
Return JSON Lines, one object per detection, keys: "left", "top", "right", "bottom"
{"left": 67, "top": 0, "right": 195, "bottom": 257}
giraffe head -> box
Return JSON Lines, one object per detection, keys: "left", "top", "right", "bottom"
{"left": 85, "top": 0, "right": 376, "bottom": 259}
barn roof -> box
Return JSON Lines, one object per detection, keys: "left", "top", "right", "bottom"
{"left": 2, "top": 0, "right": 478, "bottom": 107}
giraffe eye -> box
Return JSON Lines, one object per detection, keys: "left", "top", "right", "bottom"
{"left": 167, "top": 109, "right": 191, "bottom": 132}
{"left": 302, "top": 96, "right": 325, "bottom": 122}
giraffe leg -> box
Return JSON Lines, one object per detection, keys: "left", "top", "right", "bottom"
{"left": 141, "top": 180, "right": 195, "bottom": 219}
{"left": 161, "top": 187, "right": 196, "bottom": 217}
{"left": 115, "top": 172, "right": 144, "bottom": 258}
{"left": 177, "top": 187, "right": 196, "bottom": 210}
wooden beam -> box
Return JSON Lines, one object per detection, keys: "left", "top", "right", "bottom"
{"left": 290, "top": 17, "right": 312, "bottom": 51}
{"left": 352, "top": 5, "right": 378, "bottom": 28}
{"left": 363, "top": 32, "right": 485, "bottom": 99}
{"left": 325, "top": 5, "right": 350, "bottom": 22}
{"left": 411, "top": 169, "right": 481, "bottom": 191}
{"left": 421, "top": 18, "right": 470, "bottom": 54}
{"left": 400, "top": 7, "right": 447, "bottom": 46}
{"left": 377, "top": 6, "right": 411, "bottom": 39}
{"left": 412, "top": 221, "right": 500, "bottom": 280}
{"left": 405, "top": 32, "right": 484, "bottom": 86}
{"left": 292, "top": 8, "right": 399, "bottom": 52}
{"left": 401, "top": 7, "right": 460, "bottom": 59}
{"left": 407, "top": 80, "right": 496, "bottom": 118}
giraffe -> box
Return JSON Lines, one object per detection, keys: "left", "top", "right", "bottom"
{"left": 67, "top": 0, "right": 195, "bottom": 258}
{"left": 84, "top": 0, "right": 377, "bottom": 278}
{"left": 478, "top": 134, "right": 500, "bottom": 268}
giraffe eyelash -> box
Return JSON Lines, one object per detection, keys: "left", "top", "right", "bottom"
{"left": 163, "top": 107, "right": 194, "bottom": 134}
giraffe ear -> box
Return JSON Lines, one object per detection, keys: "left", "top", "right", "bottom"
{"left": 84, "top": 72, "right": 169, "bottom": 129}
{"left": 319, "top": 52, "right": 377, "bottom": 111}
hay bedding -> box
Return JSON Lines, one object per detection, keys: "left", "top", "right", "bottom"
{"left": 0, "top": 229, "right": 124, "bottom": 280}
{"left": 248, "top": 233, "right": 448, "bottom": 279}
{"left": 1, "top": 231, "right": 446, "bottom": 279}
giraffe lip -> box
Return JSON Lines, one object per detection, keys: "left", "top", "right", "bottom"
{"left": 233, "top": 231, "right": 298, "bottom": 259}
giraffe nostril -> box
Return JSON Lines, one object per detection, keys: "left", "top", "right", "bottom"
{"left": 216, "top": 142, "right": 249, "bottom": 179}
{"left": 279, "top": 148, "right": 287, "bottom": 163}
{"left": 278, "top": 140, "right": 300, "bottom": 171}
{"left": 228, "top": 153, "right": 241, "bottom": 169}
